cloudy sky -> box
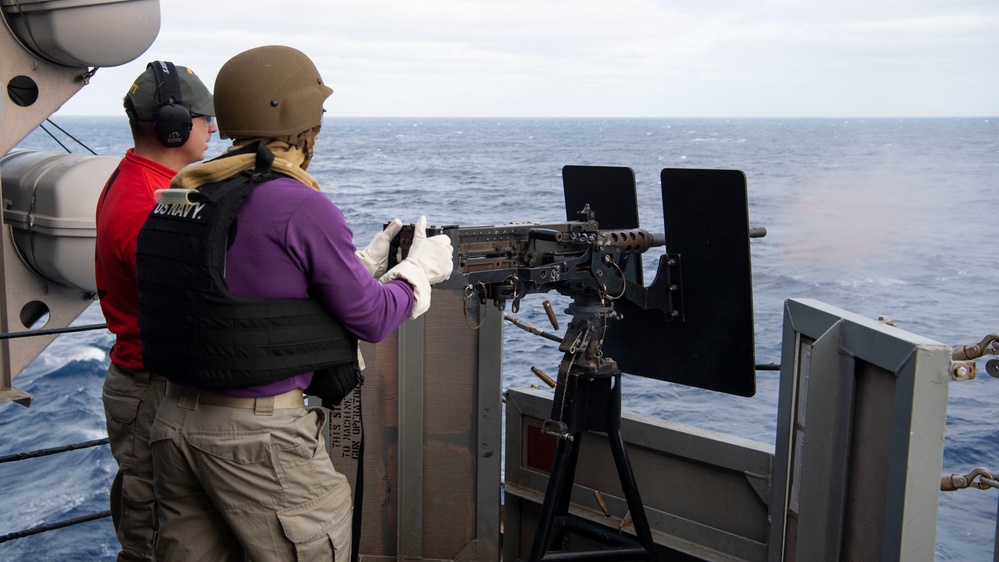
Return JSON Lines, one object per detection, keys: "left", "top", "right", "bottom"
{"left": 57, "top": 0, "right": 998, "bottom": 118}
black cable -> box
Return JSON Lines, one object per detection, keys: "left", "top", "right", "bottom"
{"left": 36, "top": 123, "right": 72, "bottom": 153}
{"left": 0, "top": 323, "right": 107, "bottom": 341}
{"left": 17, "top": 113, "right": 100, "bottom": 155}
{"left": 0, "top": 437, "right": 114, "bottom": 543}
{"left": 0, "top": 511, "right": 112, "bottom": 544}
{"left": 42, "top": 119, "right": 97, "bottom": 155}
{"left": 0, "top": 438, "right": 109, "bottom": 464}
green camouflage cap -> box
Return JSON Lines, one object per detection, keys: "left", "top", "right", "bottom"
{"left": 124, "top": 62, "right": 215, "bottom": 121}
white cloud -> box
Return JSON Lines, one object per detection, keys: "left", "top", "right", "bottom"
{"left": 51, "top": 0, "right": 999, "bottom": 117}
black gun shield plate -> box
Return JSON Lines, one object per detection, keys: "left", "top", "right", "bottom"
{"left": 564, "top": 166, "right": 756, "bottom": 397}
{"left": 562, "top": 165, "right": 643, "bottom": 284}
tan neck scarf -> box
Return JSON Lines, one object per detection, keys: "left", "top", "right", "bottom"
{"left": 170, "top": 139, "right": 321, "bottom": 191}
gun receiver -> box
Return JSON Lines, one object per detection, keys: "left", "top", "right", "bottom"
{"left": 389, "top": 213, "right": 678, "bottom": 318}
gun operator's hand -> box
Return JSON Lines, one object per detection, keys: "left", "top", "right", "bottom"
{"left": 356, "top": 218, "right": 404, "bottom": 277}
{"left": 406, "top": 216, "right": 453, "bottom": 284}
{"left": 379, "top": 216, "right": 454, "bottom": 318}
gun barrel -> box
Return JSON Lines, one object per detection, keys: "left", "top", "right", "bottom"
{"left": 601, "top": 228, "right": 666, "bottom": 253}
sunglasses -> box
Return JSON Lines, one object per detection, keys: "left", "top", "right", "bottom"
{"left": 193, "top": 114, "right": 214, "bottom": 125}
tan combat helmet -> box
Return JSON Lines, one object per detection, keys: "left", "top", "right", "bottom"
{"left": 214, "top": 45, "right": 332, "bottom": 140}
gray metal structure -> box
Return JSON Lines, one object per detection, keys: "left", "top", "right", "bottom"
{"left": 503, "top": 298, "right": 953, "bottom": 561}
{"left": 325, "top": 289, "right": 504, "bottom": 560}
{"left": 0, "top": 0, "right": 160, "bottom": 406}
{"left": 768, "top": 298, "right": 952, "bottom": 561}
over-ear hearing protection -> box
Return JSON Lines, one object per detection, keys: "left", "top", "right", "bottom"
{"left": 150, "top": 61, "right": 192, "bottom": 148}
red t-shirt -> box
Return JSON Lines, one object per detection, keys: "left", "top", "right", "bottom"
{"left": 95, "top": 149, "right": 175, "bottom": 371}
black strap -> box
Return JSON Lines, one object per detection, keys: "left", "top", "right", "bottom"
{"left": 150, "top": 61, "right": 182, "bottom": 105}
{"left": 96, "top": 166, "right": 121, "bottom": 213}
{"left": 206, "top": 140, "right": 274, "bottom": 173}
{"left": 254, "top": 141, "right": 275, "bottom": 173}
{"left": 351, "top": 397, "right": 364, "bottom": 562}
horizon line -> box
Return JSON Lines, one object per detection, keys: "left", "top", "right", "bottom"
{"left": 52, "top": 114, "right": 997, "bottom": 120}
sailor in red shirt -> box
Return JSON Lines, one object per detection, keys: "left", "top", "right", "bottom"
{"left": 94, "top": 61, "right": 215, "bottom": 562}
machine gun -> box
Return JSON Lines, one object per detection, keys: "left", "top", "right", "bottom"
{"left": 390, "top": 204, "right": 680, "bottom": 321}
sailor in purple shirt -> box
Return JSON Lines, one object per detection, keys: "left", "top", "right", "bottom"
{"left": 146, "top": 46, "right": 454, "bottom": 562}
{"left": 219, "top": 176, "right": 415, "bottom": 398}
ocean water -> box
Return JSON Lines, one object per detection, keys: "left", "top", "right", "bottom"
{"left": 1, "top": 116, "right": 997, "bottom": 560}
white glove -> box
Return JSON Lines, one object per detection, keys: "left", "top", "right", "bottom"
{"left": 356, "top": 218, "right": 403, "bottom": 277}
{"left": 404, "top": 216, "right": 453, "bottom": 285}
{"left": 379, "top": 216, "right": 454, "bottom": 318}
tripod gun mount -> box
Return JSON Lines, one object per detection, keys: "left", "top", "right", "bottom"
{"left": 388, "top": 165, "right": 762, "bottom": 559}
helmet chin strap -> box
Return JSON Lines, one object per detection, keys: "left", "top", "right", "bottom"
{"left": 276, "top": 125, "right": 321, "bottom": 171}
{"left": 300, "top": 126, "right": 321, "bottom": 170}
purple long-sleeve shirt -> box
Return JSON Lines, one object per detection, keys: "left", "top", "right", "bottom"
{"left": 217, "top": 176, "right": 414, "bottom": 397}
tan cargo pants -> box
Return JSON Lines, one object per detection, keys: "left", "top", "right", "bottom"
{"left": 149, "top": 386, "right": 352, "bottom": 561}
{"left": 103, "top": 363, "right": 167, "bottom": 562}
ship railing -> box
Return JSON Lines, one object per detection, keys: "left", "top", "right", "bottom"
{"left": 0, "top": 322, "right": 112, "bottom": 544}
{"left": 0, "top": 437, "right": 112, "bottom": 544}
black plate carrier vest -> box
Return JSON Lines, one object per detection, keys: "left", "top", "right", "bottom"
{"left": 135, "top": 144, "right": 360, "bottom": 392}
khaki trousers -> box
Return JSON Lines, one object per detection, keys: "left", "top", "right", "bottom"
{"left": 102, "top": 363, "right": 167, "bottom": 562}
{"left": 150, "top": 387, "right": 352, "bottom": 561}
